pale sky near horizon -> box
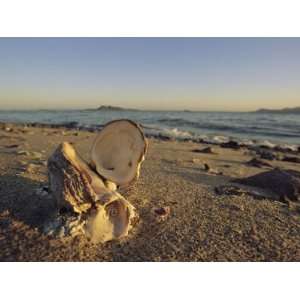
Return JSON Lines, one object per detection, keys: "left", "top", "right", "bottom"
{"left": 0, "top": 38, "right": 299, "bottom": 111}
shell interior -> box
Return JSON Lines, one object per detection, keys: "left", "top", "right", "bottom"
{"left": 84, "top": 191, "right": 136, "bottom": 243}
{"left": 91, "top": 120, "right": 147, "bottom": 186}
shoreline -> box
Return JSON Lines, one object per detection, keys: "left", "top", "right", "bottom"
{"left": 1, "top": 121, "right": 299, "bottom": 154}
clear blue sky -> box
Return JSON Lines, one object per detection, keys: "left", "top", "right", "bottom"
{"left": 0, "top": 38, "right": 299, "bottom": 111}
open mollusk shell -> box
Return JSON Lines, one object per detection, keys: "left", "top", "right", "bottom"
{"left": 91, "top": 119, "right": 147, "bottom": 187}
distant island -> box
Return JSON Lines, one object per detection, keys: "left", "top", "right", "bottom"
{"left": 84, "top": 105, "right": 140, "bottom": 112}
{"left": 254, "top": 107, "right": 300, "bottom": 114}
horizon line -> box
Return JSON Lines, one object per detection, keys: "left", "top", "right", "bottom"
{"left": 0, "top": 105, "right": 299, "bottom": 113}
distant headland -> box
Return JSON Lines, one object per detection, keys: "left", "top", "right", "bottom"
{"left": 84, "top": 105, "right": 140, "bottom": 112}
{"left": 253, "top": 107, "right": 300, "bottom": 114}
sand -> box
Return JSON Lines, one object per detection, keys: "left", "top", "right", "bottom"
{"left": 0, "top": 124, "right": 300, "bottom": 261}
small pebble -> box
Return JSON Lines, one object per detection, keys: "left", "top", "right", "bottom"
{"left": 31, "top": 151, "right": 43, "bottom": 159}
{"left": 17, "top": 150, "right": 30, "bottom": 156}
{"left": 154, "top": 206, "right": 170, "bottom": 218}
{"left": 192, "top": 158, "right": 201, "bottom": 164}
{"left": 26, "top": 163, "right": 37, "bottom": 173}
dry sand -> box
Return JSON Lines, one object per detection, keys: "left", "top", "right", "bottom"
{"left": 0, "top": 124, "right": 300, "bottom": 261}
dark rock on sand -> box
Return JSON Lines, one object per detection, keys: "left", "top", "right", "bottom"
{"left": 154, "top": 206, "right": 170, "bottom": 221}
{"left": 154, "top": 206, "right": 170, "bottom": 216}
{"left": 62, "top": 121, "right": 79, "bottom": 129}
{"left": 4, "top": 144, "right": 20, "bottom": 149}
{"left": 258, "top": 150, "right": 277, "bottom": 161}
{"left": 204, "top": 163, "right": 210, "bottom": 171}
{"left": 192, "top": 147, "right": 215, "bottom": 154}
{"left": 220, "top": 141, "right": 240, "bottom": 150}
{"left": 246, "top": 158, "right": 272, "bottom": 168}
{"left": 215, "top": 185, "right": 268, "bottom": 200}
{"left": 273, "top": 145, "right": 293, "bottom": 153}
{"left": 234, "top": 168, "right": 300, "bottom": 202}
{"left": 183, "top": 138, "right": 193, "bottom": 142}
{"left": 259, "top": 145, "right": 273, "bottom": 150}
{"left": 157, "top": 134, "right": 172, "bottom": 141}
{"left": 281, "top": 156, "right": 300, "bottom": 164}
{"left": 203, "top": 163, "right": 223, "bottom": 175}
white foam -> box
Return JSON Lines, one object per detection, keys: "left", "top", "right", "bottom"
{"left": 145, "top": 126, "right": 193, "bottom": 140}
{"left": 162, "top": 127, "right": 192, "bottom": 139}
{"left": 144, "top": 125, "right": 299, "bottom": 152}
{"left": 212, "top": 135, "right": 230, "bottom": 144}
{"left": 257, "top": 140, "right": 276, "bottom": 148}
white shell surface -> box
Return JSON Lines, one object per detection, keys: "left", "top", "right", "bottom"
{"left": 91, "top": 120, "right": 146, "bottom": 186}
{"left": 84, "top": 191, "right": 136, "bottom": 243}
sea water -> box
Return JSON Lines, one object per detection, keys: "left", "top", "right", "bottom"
{"left": 0, "top": 110, "right": 299, "bottom": 148}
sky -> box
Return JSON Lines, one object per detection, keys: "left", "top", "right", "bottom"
{"left": 0, "top": 38, "right": 299, "bottom": 111}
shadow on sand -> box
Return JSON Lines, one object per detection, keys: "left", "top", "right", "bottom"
{"left": 0, "top": 174, "right": 56, "bottom": 230}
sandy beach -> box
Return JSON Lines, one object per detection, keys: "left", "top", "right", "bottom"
{"left": 0, "top": 123, "right": 300, "bottom": 261}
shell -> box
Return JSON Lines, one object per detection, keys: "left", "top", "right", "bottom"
{"left": 84, "top": 191, "right": 137, "bottom": 243}
{"left": 47, "top": 119, "right": 147, "bottom": 243}
{"left": 90, "top": 119, "right": 147, "bottom": 186}
{"left": 48, "top": 142, "right": 108, "bottom": 213}
{"left": 48, "top": 141, "right": 138, "bottom": 243}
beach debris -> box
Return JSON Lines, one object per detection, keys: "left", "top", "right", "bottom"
{"left": 31, "top": 151, "right": 43, "bottom": 159}
{"left": 204, "top": 163, "right": 210, "bottom": 171}
{"left": 192, "top": 146, "right": 215, "bottom": 154}
{"left": 25, "top": 163, "right": 39, "bottom": 173}
{"left": 153, "top": 206, "right": 170, "bottom": 221}
{"left": 154, "top": 206, "right": 170, "bottom": 216}
{"left": 47, "top": 119, "right": 147, "bottom": 243}
{"left": 156, "top": 133, "right": 172, "bottom": 141}
{"left": 17, "top": 150, "right": 30, "bottom": 156}
{"left": 234, "top": 168, "right": 300, "bottom": 202}
{"left": 281, "top": 156, "right": 300, "bottom": 164}
{"left": 215, "top": 185, "right": 268, "bottom": 200}
{"left": 222, "top": 164, "right": 231, "bottom": 168}
{"left": 218, "top": 202, "right": 245, "bottom": 212}
{"left": 4, "top": 127, "right": 13, "bottom": 132}
{"left": 208, "top": 169, "right": 223, "bottom": 175}
{"left": 4, "top": 144, "right": 19, "bottom": 149}
{"left": 245, "top": 158, "right": 272, "bottom": 168}
{"left": 192, "top": 158, "right": 201, "bottom": 164}
{"left": 203, "top": 163, "right": 223, "bottom": 175}
{"left": 273, "top": 145, "right": 293, "bottom": 153}
{"left": 220, "top": 141, "right": 240, "bottom": 150}
{"left": 257, "top": 150, "right": 277, "bottom": 161}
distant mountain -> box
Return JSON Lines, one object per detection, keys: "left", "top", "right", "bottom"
{"left": 85, "top": 105, "right": 140, "bottom": 112}
{"left": 97, "top": 105, "right": 125, "bottom": 111}
{"left": 254, "top": 107, "right": 300, "bottom": 114}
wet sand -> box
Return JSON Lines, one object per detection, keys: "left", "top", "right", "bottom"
{"left": 0, "top": 124, "right": 300, "bottom": 261}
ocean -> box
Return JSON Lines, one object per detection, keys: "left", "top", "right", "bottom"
{"left": 0, "top": 110, "right": 299, "bottom": 149}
